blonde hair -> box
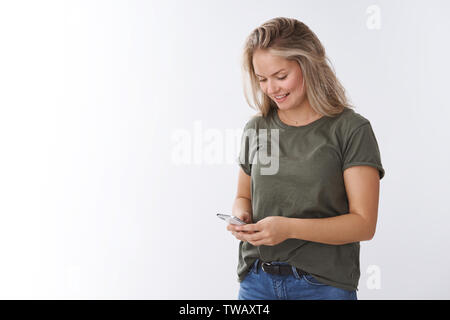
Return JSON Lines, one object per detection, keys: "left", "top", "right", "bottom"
{"left": 241, "top": 17, "right": 354, "bottom": 118}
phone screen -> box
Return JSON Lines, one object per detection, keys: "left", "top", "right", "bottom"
{"left": 217, "top": 213, "right": 247, "bottom": 225}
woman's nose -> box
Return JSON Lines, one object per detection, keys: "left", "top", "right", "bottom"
{"left": 267, "top": 80, "right": 280, "bottom": 96}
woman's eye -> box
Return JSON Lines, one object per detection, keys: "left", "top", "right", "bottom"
{"left": 258, "top": 76, "right": 287, "bottom": 82}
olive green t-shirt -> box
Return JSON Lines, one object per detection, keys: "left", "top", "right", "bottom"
{"left": 236, "top": 107, "right": 385, "bottom": 292}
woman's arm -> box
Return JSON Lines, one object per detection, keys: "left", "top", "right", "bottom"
{"left": 231, "top": 165, "right": 380, "bottom": 246}
{"left": 231, "top": 167, "right": 253, "bottom": 224}
{"left": 287, "top": 165, "right": 380, "bottom": 245}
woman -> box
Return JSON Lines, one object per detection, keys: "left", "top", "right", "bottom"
{"left": 227, "top": 17, "right": 385, "bottom": 300}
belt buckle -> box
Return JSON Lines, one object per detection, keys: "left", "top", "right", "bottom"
{"left": 262, "top": 262, "right": 280, "bottom": 274}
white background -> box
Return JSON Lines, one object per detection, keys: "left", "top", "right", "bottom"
{"left": 0, "top": 0, "right": 449, "bottom": 299}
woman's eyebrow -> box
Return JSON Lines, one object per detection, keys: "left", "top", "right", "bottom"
{"left": 255, "top": 69, "right": 286, "bottom": 77}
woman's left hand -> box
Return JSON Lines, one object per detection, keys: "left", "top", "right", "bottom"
{"left": 227, "top": 216, "right": 291, "bottom": 246}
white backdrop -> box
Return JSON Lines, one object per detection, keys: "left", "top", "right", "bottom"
{"left": 0, "top": 0, "right": 449, "bottom": 299}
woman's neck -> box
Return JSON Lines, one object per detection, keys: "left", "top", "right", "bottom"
{"left": 277, "top": 102, "right": 322, "bottom": 126}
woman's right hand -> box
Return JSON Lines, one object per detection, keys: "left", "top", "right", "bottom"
{"left": 227, "top": 211, "right": 254, "bottom": 237}
{"left": 235, "top": 211, "right": 252, "bottom": 224}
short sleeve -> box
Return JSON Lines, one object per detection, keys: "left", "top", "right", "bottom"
{"left": 237, "top": 121, "right": 257, "bottom": 176}
{"left": 342, "top": 122, "right": 385, "bottom": 180}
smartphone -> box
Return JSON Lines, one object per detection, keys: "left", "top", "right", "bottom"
{"left": 217, "top": 213, "right": 247, "bottom": 225}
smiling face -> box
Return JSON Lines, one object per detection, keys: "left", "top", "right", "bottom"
{"left": 252, "top": 49, "right": 307, "bottom": 112}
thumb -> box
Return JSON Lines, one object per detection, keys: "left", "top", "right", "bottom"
{"left": 241, "top": 211, "right": 253, "bottom": 224}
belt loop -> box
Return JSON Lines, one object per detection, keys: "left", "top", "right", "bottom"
{"left": 291, "top": 266, "right": 301, "bottom": 279}
{"left": 254, "top": 259, "right": 259, "bottom": 274}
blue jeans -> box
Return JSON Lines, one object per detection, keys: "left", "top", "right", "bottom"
{"left": 238, "top": 259, "right": 357, "bottom": 300}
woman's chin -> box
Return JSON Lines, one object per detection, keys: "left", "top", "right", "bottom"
{"left": 276, "top": 104, "right": 292, "bottom": 111}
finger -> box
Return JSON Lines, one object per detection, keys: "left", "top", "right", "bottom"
{"left": 237, "top": 234, "right": 248, "bottom": 242}
{"left": 239, "top": 231, "right": 263, "bottom": 243}
{"left": 232, "top": 231, "right": 245, "bottom": 240}
{"left": 248, "top": 234, "right": 269, "bottom": 245}
{"left": 235, "top": 224, "right": 258, "bottom": 233}
{"left": 246, "top": 232, "right": 266, "bottom": 242}
{"left": 235, "top": 228, "right": 255, "bottom": 234}
{"left": 234, "top": 231, "right": 250, "bottom": 242}
{"left": 249, "top": 239, "right": 264, "bottom": 246}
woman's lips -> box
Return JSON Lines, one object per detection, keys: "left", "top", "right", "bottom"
{"left": 274, "top": 93, "right": 289, "bottom": 102}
